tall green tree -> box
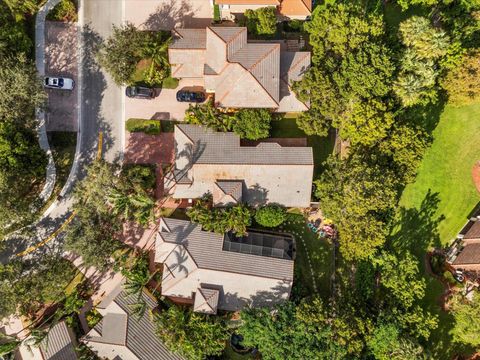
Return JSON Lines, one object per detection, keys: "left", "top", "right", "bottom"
{"left": 394, "top": 17, "right": 450, "bottom": 107}
{"left": 315, "top": 153, "right": 399, "bottom": 260}
{"left": 244, "top": 7, "right": 277, "bottom": 36}
{"left": 293, "top": 3, "right": 395, "bottom": 146}
{"left": 155, "top": 304, "right": 229, "bottom": 360}
{"left": 96, "top": 23, "right": 144, "bottom": 85}
{"left": 450, "top": 294, "right": 480, "bottom": 348}
{"left": 232, "top": 108, "right": 271, "bottom": 140}
{"left": 441, "top": 50, "right": 480, "bottom": 106}
{"left": 367, "top": 323, "right": 425, "bottom": 360}
{"left": 0, "top": 54, "right": 46, "bottom": 126}
{"left": 238, "top": 297, "right": 363, "bottom": 359}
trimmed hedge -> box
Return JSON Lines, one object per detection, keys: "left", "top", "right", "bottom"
{"left": 162, "top": 77, "right": 179, "bottom": 89}
{"left": 126, "top": 118, "right": 161, "bottom": 135}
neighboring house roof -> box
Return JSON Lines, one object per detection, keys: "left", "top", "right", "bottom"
{"left": 453, "top": 243, "right": 480, "bottom": 265}
{"left": 39, "top": 321, "right": 77, "bottom": 360}
{"left": 170, "top": 124, "right": 314, "bottom": 207}
{"left": 464, "top": 221, "right": 480, "bottom": 239}
{"left": 168, "top": 27, "right": 287, "bottom": 108}
{"left": 278, "top": 0, "right": 312, "bottom": 17}
{"left": 175, "top": 124, "right": 312, "bottom": 166}
{"left": 84, "top": 287, "right": 182, "bottom": 360}
{"left": 156, "top": 218, "right": 294, "bottom": 312}
{"left": 278, "top": 51, "right": 310, "bottom": 112}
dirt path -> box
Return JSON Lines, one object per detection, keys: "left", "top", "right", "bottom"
{"left": 472, "top": 161, "right": 480, "bottom": 194}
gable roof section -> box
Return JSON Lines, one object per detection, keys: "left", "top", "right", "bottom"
{"left": 170, "top": 29, "right": 206, "bottom": 49}
{"left": 87, "top": 289, "right": 183, "bottom": 360}
{"left": 193, "top": 288, "right": 220, "bottom": 314}
{"left": 464, "top": 221, "right": 480, "bottom": 239}
{"left": 158, "top": 218, "right": 294, "bottom": 280}
{"left": 175, "top": 124, "right": 313, "bottom": 166}
{"left": 453, "top": 243, "right": 480, "bottom": 265}
{"left": 217, "top": 181, "right": 242, "bottom": 201}
{"left": 278, "top": 0, "right": 312, "bottom": 16}
{"left": 40, "top": 321, "right": 77, "bottom": 360}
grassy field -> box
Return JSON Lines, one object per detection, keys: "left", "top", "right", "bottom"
{"left": 392, "top": 103, "right": 480, "bottom": 358}
{"left": 271, "top": 116, "right": 335, "bottom": 178}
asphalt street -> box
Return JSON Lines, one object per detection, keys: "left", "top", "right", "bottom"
{"left": 0, "top": 0, "right": 123, "bottom": 263}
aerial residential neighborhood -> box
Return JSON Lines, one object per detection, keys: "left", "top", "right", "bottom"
{"left": 0, "top": 0, "right": 480, "bottom": 359}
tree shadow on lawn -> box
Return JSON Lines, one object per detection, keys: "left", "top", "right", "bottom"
{"left": 388, "top": 190, "right": 471, "bottom": 359}
{"left": 282, "top": 213, "right": 333, "bottom": 301}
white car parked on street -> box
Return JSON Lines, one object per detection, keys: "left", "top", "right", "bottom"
{"left": 44, "top": 76, "right": 75, "bottom": 90}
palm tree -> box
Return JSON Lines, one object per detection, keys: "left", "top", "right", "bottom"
{"left": 141, "top": 33, "right": 171, "bottom": 86}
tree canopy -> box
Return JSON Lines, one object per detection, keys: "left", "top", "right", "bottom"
{"left": 155, "top": 304, "right": 230, "bottom": 360}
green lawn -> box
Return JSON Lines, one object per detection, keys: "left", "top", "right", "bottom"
{"left": 280, "top": 213, "right": 333, "bottom": 299}
{"left": 391, "top": 103, "right": 480, "bottom": 359}
{"left": 271, "top": 117, "right": 335, "bottom": 178}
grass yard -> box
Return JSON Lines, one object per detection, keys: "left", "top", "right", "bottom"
{"left": 280, "top": 213, "right": 333, "bottom": 299}
{"left": 391, "top": 103, "right": 480, "bottom": 359}
{"left": 271, "top": 116, "right": 335, "bottom": 178}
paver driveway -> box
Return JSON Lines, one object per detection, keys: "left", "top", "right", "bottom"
{"left": 125, "top": 78, "right": 204, "bottom": 121}
{"left": 125, "top": 0, "right": 213, "bottom": 30}
{"left": 44, "top": 21, "right": 78, "bottom": 131}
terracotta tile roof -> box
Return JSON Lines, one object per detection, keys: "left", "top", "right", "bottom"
{"left": 464, "top": 221, "right": 480, "bottom": 239}
{"left": 453, "top": 243, "right": 480, "bottom": 265}
{"left": 278, "top": 0, "right": 312, "bottom": 16}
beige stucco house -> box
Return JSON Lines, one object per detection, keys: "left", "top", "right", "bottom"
{"left": 155, "top": 218, "right": 295, "bottom": 313}
{"left": 83, "top": 284, "right": 182, "bottom": 360}
{"left": 168, "top": 26, "right": 310, "bottom": 112}
{"left": 214, "top": 0, "right": 312, "bottom": 20}
{"left": 164, "top": 124, "right": 314, "bottom": 208}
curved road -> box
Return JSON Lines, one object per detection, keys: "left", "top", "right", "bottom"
{"left": 0, "top": 0, "right": 124, "bottom": 263}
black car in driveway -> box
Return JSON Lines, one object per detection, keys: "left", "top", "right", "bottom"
{"left": 125, "top": 86, "right": 155, "bottom": 99}
{"left": 176, "top": 89, "right": 206, "bottom": 103}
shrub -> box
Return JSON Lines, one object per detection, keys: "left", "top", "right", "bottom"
{"left": 162, "top": 76, "right": 179, "bottom": 89}
{"left": 126, "top": 118, "right": 161, "bottom": 134}
{"left": 245, "top": 7, "right": 277, "bottom": 36}
{"left": 123, "top": 164, "right": 156, "bottom": 190}
{"left": 233, "top": 108, "right": 271, "bottom": 140}
{"left": 47, "top": 0, "right": 77, "bottom": 22}
{"left": 254, "top": 205, "right": 287, "bottom": 227}
{"left": 86, "top": 308, "right": 102, "bottom": 329}
{"left": 213, "top": 4, "right": 221, "bottom": 22}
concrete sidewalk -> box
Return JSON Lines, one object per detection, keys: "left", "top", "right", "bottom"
{"left": 35, "top": 0, "right": 62, "bottom": 202}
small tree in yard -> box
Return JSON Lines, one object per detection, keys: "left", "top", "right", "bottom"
{"left": 141, "top": 31, "right": 171, "bottom": 86}
{"left": 245, "top": 7, "right": 277, "bottom": 36}
{"left": 155, "top": 304, "right": 230, "bottom": 360}
{"left": 254, "top": 204, "right": 287, "bottom": 227}
{"left": 187, "top": 196, "right": 253, "bottom": 236}
{"left": 232, "top": 108, "right": 271, "bottom": 140}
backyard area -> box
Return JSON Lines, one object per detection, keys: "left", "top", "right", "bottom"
{"left": 280, "top": 212, "right": 333, "bottom": 300}
{"left": 391, "top": 102, "right": 480, "bottom": 358}
{"left": 271, "top": 115, "right": 335, "bottom": 178}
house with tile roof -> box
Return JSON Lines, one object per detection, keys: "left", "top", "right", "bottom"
{"left": 214, "top": 0, "right": 312, "bottom": 20}
{"left": 83, "top": 284, "right": 182, "bottom": 360}
{"left": 155, "top": 218, "right": 295, "bottom": 313}
{"left": 39, "top": 321, "right": 77, "bottom": 360}
{"left": 168, "top": 26, "right": 310, "bottom": 111}
{"left": 447, "top": 215, "right": 480, "bottom": 272}
{"left": 164, "top": 124, "right": 314, "bottom": 208}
